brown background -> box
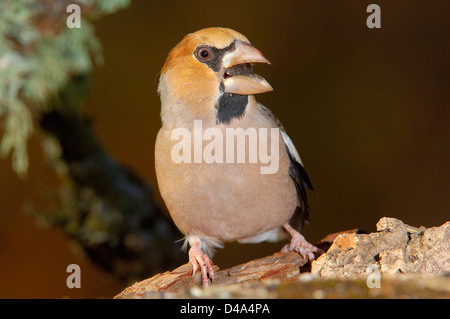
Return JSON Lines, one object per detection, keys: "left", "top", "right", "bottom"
{"left": 0, "top": 0, "right": 448, "bottom": 298}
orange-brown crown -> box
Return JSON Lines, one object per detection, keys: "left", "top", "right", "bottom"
{"left": 161, "top": 28, "right": 249, "bottom": 75}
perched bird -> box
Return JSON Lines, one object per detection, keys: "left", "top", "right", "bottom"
{"left": 155, "top": 27, "right": 320, "bottom": 286}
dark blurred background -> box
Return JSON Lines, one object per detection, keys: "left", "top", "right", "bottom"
{"left": 0, "top": 0, "right": 448, "bottom": 298}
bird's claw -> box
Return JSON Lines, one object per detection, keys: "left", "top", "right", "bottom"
{"left": 188, "top": 245, "right": 215, "bottom": 286}
{"left": 282, "top": 231, "right": 323, "bottom": 261}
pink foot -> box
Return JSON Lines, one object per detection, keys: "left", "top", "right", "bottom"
{"left": 188, "top": 244, "right": 215, "bottom": 286}
{"left": 282, "top": 223, "right": 323, "bottom": 260}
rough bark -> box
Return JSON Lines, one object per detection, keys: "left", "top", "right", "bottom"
{"left": 115, "top": 217, "right": 450, "bottom": 298}
{"left": 312, "top": 217, "right": 450, "bottom": 278}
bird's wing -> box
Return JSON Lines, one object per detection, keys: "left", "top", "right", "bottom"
{"left": 257, "top": 103, "right": 314, "bottom": 227}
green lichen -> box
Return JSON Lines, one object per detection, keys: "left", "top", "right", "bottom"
{"left": 0, "top": 0, "right": 130, "bottom": 177}
{"left": 94, "top": 0, "right": 131, "bottom": 14}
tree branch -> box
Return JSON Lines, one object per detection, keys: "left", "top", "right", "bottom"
{"left": 39, "top": 75, "right": 184, "bottom": 283}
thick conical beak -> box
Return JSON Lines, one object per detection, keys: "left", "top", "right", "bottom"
{"left": 222, "top": 41, "right": 273, "bottom": 95}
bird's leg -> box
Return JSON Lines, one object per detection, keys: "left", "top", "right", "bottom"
{"left": 281, "top": 223, "right": 323, "bottom": 260}
{"left": 188, "top": 239, "right": 215, "bottom": 286}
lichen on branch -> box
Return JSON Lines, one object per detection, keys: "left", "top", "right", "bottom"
{"left": 0, "top": 0, "right": 129, "bottom": 177}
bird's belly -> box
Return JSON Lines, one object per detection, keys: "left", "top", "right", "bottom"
{"left": 155, "top": 127, "right": 297, "bottom": 242}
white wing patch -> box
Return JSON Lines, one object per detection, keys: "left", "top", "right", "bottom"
{"left": 281, "top": 130, "right": 303, "bottom": 166}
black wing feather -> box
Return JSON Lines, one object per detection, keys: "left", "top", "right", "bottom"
{"left": 257, "top": 103, "right": 313, "bottom": 228}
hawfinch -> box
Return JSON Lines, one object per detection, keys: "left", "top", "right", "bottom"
{"left": 155, "top": 27, "right": 320, "bottom": 286}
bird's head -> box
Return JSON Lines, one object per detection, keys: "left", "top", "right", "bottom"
{"left": 158, "top": 27, "right": 272, "bottom": 127}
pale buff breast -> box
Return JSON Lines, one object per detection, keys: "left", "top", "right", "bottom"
{"left": 155, "top": 107, "right": 298, "bottom": 242}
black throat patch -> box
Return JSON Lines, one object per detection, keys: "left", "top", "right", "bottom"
{"left": 216, "top": 83, "right": 248, "bottom": 124}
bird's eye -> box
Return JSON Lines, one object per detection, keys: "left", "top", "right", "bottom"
{"left": 197, "top": 47, "right": 212, "bottom": 60}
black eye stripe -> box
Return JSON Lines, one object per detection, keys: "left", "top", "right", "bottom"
{"left": 194, "top": 42, "right": 236, "bottom": 72}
